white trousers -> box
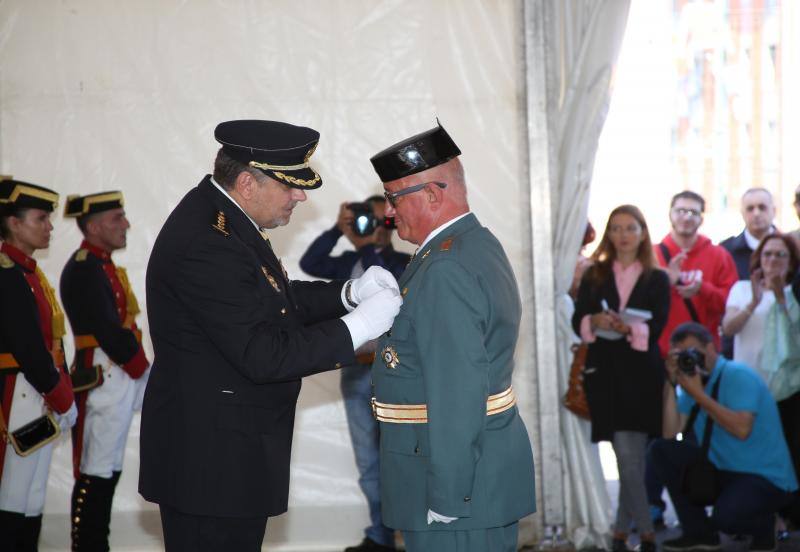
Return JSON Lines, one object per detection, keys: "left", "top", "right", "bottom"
{"left": 0, "top": 376, "right": 55, "bottom": 516}
{"left": 79, "top": 348, "right": 147, "bottom": 477}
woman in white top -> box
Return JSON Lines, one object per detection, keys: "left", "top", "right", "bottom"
{"left": 722, "top": 233, "right": 800, "bottom": 528}
{"left": 722, "top": 234, "right": 798, "bottom": 382}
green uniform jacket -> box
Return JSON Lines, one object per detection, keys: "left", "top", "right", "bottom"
{"left": 371, "top": 213, "right": 536, "bottom": 531}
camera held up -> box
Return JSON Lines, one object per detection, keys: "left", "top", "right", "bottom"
{"left": 348, "top": 202, "right": 396, "bottom": 236}
{"left": 676, "top": 347, "right": 706, "bottom": 375}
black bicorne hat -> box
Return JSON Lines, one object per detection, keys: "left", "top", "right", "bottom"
{"left": 370, "top": 121, "right": 461, "bottom": 183}
{"left": 64, "top": 191, "right": 124, "bottom": 218}
{"left": 0, "top": 177, "right": 59, "bottom": 214}
{"left": 214, "top": 120, "right": 322, "bottom": 190}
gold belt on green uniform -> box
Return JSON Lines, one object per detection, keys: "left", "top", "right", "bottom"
{"left": 371, "top": 386, "right": 516, "bottom": 424}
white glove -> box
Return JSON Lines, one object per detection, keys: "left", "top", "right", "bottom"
{"left": 349, "top": 266, "right": 400, "bottom": 306}
{"left": 427, "top": 509, "right": 458, "bottom": 524}
{"left": 56, "top": 402, "right": 78, "bottom": 434}
{"left": 341, "top": 287, "right": 402, "bottom": 350}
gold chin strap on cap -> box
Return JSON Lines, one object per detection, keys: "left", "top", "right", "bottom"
{"left": 248, "top": 160, "right": 310, "bottom": 171}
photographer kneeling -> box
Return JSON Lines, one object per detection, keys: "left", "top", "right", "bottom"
{"left": 650, "top": 322, "right": 797, "bottom": 552}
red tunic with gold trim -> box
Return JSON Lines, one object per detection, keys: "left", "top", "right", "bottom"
{"left": 60, "top": 240, "right": 149, "bottom": 476}
{"left": 0, "top": 242, "right": 73, "bottom": 480}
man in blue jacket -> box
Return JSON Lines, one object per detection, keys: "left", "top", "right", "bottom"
{"left": 300, "top": 197, "right": 410, "bottom": 552}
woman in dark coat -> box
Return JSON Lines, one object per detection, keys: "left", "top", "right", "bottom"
{"left": 572, "top": 204, "right": 670, "bottom": 552}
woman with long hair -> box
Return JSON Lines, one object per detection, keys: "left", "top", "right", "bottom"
{"left": 572, "top": 205, "right": 670, "bottom": 552}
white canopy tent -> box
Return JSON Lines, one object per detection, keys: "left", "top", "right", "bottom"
{"left": 0, "top": 1, "right": 630, "bottom": 549}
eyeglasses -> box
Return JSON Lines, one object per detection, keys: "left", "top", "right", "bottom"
{"left": 671, "top": 207, "right": 702, "bottom": 219}
{"left": 762, "top": 250, "right": 789, "bottom": 259}
{"left": 384, "top": 181, "right": 447, "bottom": 208}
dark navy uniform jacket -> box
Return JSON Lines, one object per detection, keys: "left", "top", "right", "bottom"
{"left": 139, "top": 176, "right": 355, "bottom": 518}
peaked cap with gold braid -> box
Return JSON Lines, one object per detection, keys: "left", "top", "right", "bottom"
{"left": 64, "top": 191, "right": 124, "bottom": 218}
{"left": 214, "top": 120, "right": 323, "bottom": 190}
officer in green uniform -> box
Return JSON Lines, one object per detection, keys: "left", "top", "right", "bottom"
{"left": 368, "top": 124, "right": 536, "bottom": 552}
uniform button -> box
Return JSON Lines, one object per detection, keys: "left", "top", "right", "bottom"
{"left": 21, "top": 393, "right": 26, "bottom": 398}
{"left": 464, "top": 496, "right": 471, "bottom": 502}
{"left": 414, "top": 445, "right": 420, "bottom": 454}
{"left": 280, "top": 308, "right": 287, "bottom": 314}
{"left": 335, "top": 362, "right": 342, "bottom": 369}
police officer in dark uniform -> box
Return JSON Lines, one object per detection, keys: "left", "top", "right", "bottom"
{"left": 60, "top": 191, "right": 149, "bottom": 552}
{"left": 139, "top": 120, "right": 402, "bottom": 551}
{"left": 0, "top": 178, "right": 76, "bottom": 551}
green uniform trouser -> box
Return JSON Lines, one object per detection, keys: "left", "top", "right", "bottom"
{"left": 402, "top": 522, "right": 518, "bottom": 552}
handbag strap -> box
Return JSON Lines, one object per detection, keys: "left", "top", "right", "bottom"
{"left": 659, "top": 243, "right": 700, "bottom": 323}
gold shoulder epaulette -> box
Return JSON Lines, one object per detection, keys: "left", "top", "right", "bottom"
{"left": 0, "top": 252, "right": 13, "bottom": 269}
{"left": 212, "top": 211, "right": 230, "bottom": 237}
{"left": 440, "top": 237, "right": 454, "bottom": 252}
{"left": 75, "top": 249, "right": 89, "bottom": 262}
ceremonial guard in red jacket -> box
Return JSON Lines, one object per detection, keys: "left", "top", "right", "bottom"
{"left": 61, "top": 191, "right": 149, "bottom": 552}
{"left": 0, "top": 178, "right": 77, "bottom": 551}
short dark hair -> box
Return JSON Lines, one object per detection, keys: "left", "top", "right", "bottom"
{"left": 670, "top": 322, "right": 713, "bottom": 346}
{"left": 0, "top": 206, "right": 29, "bottom": 240}
{"left": 213, "top": 148, "right": 260, "bottom": 191}
{"left": 76, "top": 213, "right": 95, "bottom": 235}
{"left": 365, "top": 195, "right": 384, "bottom": 206}
{"left": 670, "top": 190, "right": 706, "bottom": 212}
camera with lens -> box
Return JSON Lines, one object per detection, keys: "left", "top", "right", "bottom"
{"left": 348, "top": 202, "right": 396, "bottom": 236}
{"left": 676, "top": 347, "right": 705, "bottom": 375}
{"left": 348, "top": 203, "right": 376, "bottom": 236}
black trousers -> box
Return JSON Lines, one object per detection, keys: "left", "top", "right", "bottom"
{"left": 159, "top": 504, "right": 267, "bottom": 552}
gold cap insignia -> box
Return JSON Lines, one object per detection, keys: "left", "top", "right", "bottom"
{"left": 381, "top": 346, "right": 400, "bottom": 369}
{"left": 262, "top": 267, "right": 281, "bottom": 292}
{"left": 212, "top": 211, "right": 230, "bottom": 237}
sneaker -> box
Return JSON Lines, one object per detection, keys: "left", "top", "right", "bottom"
{"left": 750, "top": 532, "right": 777, "bottom": 552}
{"left": 344, "top": 537, "right": 396, "bottom": 552}
{"left": 662, "top": 533, "right": 721, "bottom": 551}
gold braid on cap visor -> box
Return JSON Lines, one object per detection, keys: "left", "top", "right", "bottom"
{"left": 248, "top": 161, "right": 321, "bottom": 187}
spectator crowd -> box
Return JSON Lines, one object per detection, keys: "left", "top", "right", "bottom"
{"left": 572, "top": 186, "right": 800, "bottom": 552}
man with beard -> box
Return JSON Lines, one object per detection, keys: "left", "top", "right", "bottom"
{"left": 140, "top": 120, "right": 402, "bottom": 551}
{"left": 61, "top": 192, "right": 150, "bottom": 552}
{"left": 646, "top": 190, "right": 738, "bottom": 526}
